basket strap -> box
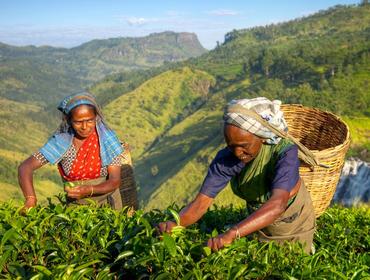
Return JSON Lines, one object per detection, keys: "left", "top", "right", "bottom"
{"left": 227, "top": 104, "right": 329, "bottom": 168}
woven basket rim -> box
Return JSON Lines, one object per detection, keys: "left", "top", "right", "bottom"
{"left": 281, "top": 104, "right": 351, "bottom": 153}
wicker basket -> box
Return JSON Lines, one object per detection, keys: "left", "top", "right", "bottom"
{"left": 120, "top": 145, "right": 139, "bottom": 210}
{"left": 281, "top": 104, "right": 350, "bottom": 218}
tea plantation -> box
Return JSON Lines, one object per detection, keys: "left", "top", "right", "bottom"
{"left": 0, "top": 201, "right": 369, "bottom": 279}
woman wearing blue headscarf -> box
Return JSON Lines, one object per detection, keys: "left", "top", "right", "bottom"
{"left": 18, "top": 92, "right": 126, "bottom": 210}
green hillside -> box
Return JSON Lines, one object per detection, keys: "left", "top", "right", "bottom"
{"left": 129, "top": 4, "right": 370, "bottom": 209}
{"left": 0, "top": 98, "right": 62, "bottom": 201}
{"left": 0, "top": 4, "right": 369, "bottom": 208}
{"left": 134, "top": 86, "right": 239, "bottom": 209}
{"left": 343, "top": 116, "right": 370, "bottom": 160}
{"left": 74, "top": 32, "right": 206, "bottom": 78}
{"left": 0, "top": 32, "right": 207, "bottom": 203}
{"left": 103, "top": 67, "right": 215, "bottom": 158}
{"left": 0, "top": 32, "right": 206, "bottom": 106}
{"left": 0, "top": 67, "right": 216, "bottom": 203}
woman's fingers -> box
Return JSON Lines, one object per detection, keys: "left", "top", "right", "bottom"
{"left": 65, "top": 185, "right": 89, "bottom": 199}
{"left": 207, "top": 238, "right": 216, "bottom": 251}
{"left": 157, "top": 221, "right": 176, "bottom": 234}
{"left": 157, "top": 222, "right": 166, "bottom": 233}
{"left": 20, "top": 198, "right": 37, "bottom": 215}
{"left": 207, "top": 237, "right": 224, "bottom": 251}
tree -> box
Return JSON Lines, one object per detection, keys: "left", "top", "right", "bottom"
{"left": 261, "top": 49, "right": 274, "bottom": 77}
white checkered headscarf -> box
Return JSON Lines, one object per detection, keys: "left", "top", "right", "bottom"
{"left": 224, "top": 97, "right": 288, "bottom": 144}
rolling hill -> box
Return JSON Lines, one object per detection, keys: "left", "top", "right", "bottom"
{"left": 0, "top": 98, "right": 62, "bottom": 201}
{"left": 0, "top": 32, "right": 206, "bottom": 106}
{"left": 109, "top": 4, "right": 370, "bottom": 209}
{"left": 0, "top": 32, "right": 207, "bottom": 203}
{"left": 0, "top": 4, "right": 369, "bottom": 208}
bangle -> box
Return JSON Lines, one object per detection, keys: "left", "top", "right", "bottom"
{"left": 90, "top": 186, "right": 94, "bottom": 197}
{"left": 26, "top": 195, "right": 36, "bottom": 200}
{"left": 233, "top": 226, "right": 241, "bottom": 240}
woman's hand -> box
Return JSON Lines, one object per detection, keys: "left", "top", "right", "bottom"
{"left": 65, "top": 185, "right": 93, "bottom": 199}
{"left": 207, "top": 229, "right": 236, "bottom": 251}
{"left": 157, "top": 193, "right": 214, "bottom": 235}
{"left": 157, "top": 221, "right": 177, "bottom": 234}
{"left": 20, "top": 196, "right": 37, "bottom": 215}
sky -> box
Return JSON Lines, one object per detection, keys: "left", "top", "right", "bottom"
{"left": 0, "top": 0, "right": 360, "bottom": 50}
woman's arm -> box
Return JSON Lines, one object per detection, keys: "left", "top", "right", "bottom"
{"left": 158, "top": 193, "right": 214, "bottom": 233}
{"left": 207, "top": 186, "right": 293, "bottom": 251}
{"left": 18, "top": 156, "right": 45, "bottom": 208}
{"left": 159, "top": 148, "right": 238, "bottom": 233}
{"left": 65, "top": 165, "right": 121, "bottom": 199}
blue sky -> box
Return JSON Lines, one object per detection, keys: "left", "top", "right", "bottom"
{"left": 0, "top": 0, "right": 360, "bottom": 49}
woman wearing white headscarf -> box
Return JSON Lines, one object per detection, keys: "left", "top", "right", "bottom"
{"left": 159, "top": 97, "right": 316, "bottom": 253}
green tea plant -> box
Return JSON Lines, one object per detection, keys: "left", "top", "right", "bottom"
{"left": 0, "top": 200, "right": 369, "bottom": 279}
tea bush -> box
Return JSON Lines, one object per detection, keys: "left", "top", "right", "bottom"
{"left": 0, "top": 201, "right": 369, "bottom": 279}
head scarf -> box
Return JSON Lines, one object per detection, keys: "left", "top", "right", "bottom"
{"left": 223, "top": 97, "right": 288, "bottom": 144}
{"left": 56, "top": 92, "right": 105, "bottom": 134}
{"left": 57, "top": 92, "right": 98, "bottom": 115}
{"left": 40, "top": 92, "right": 124, "bottom": 166}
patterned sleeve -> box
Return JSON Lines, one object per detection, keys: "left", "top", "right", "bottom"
{"left": 109, "top": 155, "right": 122, "bottom": 166}
{"left": 32, "top": 151, "right": 49, "bottom": 166}
{"left": 109, "top": 142, "right": 130, "bottom": 166}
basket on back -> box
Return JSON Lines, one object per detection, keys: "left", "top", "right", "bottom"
{"left": 281, "top": 104, "right": 350, "bottom": 218}
{"left": 120, "top": 145, "right": 139, "bottom": 210}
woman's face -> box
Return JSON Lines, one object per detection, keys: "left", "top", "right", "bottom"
{"left": 69, "top": 105, "right": 96, "bottom": 139}
{"left": 224, "top": 124, "right": 263, "bottom": 163}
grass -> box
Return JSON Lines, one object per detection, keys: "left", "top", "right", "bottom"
{"left": 103, "top": 67, "right": 215, "bottom": 159}
{"left": 342, "top": 116, "right": 370, "bottom": 160}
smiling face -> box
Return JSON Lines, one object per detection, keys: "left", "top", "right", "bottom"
{"left": 69, "top": 105, "right": 97, "bottom": 140}
{"left": 223, "top": 124, "right": 263, "bottom": 163}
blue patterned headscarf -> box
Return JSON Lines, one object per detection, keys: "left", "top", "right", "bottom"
{"left": 57, "top": 92, "right": 98, "bottom": 115}
{"left": 40, "top": 92, "right": 124, "bottom": 166}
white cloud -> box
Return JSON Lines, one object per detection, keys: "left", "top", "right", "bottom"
{"left": 207, "top": 9, "right": 239, "bottom": 16}
{"left": 114, "top": 15, "right": 159, "bottom": 26}
{"left": 126, "top": 17, "right": 152, "bottom": 26}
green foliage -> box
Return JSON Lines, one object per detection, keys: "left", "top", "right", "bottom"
{"left": 343, "top": 116, "right": 370, "bottom": 160}
{"left": 103, "top": 67, "right": 215, "bottom": 159}
{"left": 0, "top": 203, "right": 368, "bottom": 279}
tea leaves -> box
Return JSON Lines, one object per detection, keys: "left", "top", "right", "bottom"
{"left": 0, "top": 202, "right": 368, "bottom": 279}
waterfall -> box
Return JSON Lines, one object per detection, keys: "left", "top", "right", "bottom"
{"left": 332, "top": 158, "right": 370, "bottom": 206}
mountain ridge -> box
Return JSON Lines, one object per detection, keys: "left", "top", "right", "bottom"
{"left": 0, "top": 4, "right": 369, "bottom": 208}
{"left": 0, "top": 31, "right": 206, "bottom": 106}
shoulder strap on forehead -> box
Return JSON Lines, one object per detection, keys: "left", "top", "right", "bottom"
{"left": 227, "top": 104, "right": 327, "bottom": 168}
{"left": 66, "top": 94, "right": 98, "bottom": 108}
{"left": 66, "top": 94, "right": 106, "bottom": 121}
